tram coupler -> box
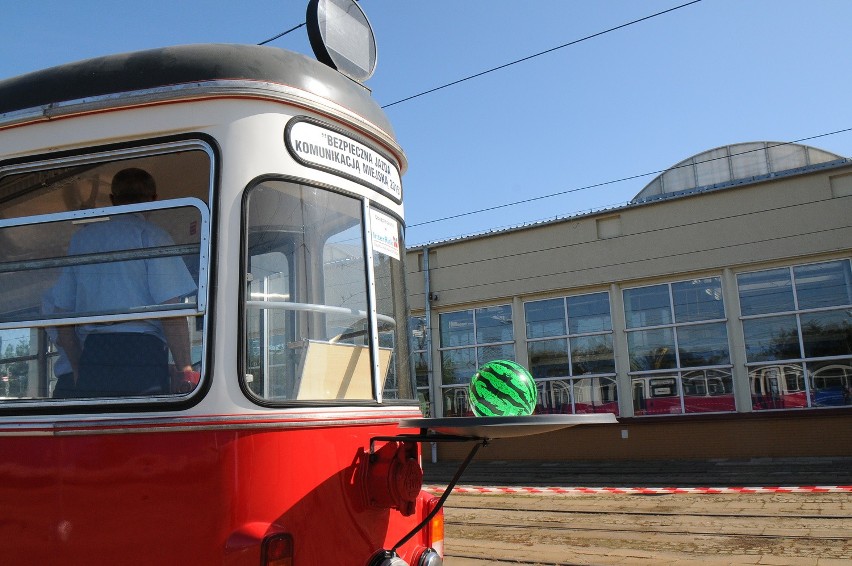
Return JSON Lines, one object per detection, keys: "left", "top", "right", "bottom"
{"left": 363, "top": 439, "right": 422, "bottom": 516}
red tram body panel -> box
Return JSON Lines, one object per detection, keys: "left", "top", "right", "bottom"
{"left": 1, "top": 419, "right": 435, "bottom": 564}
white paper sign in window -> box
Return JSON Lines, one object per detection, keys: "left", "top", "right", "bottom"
{"left": 370, "top": 208, "right": 400, "bottom": 260}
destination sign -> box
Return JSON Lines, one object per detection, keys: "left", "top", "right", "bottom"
{"left": 287, "top": 120, "right": 401, "bottom": 201}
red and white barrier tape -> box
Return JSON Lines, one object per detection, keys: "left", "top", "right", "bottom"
{"left": 424, "top": 485, "right": 852, "bottom": 495}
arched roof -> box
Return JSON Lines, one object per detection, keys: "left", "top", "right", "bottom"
{"left": 632, "top": 142, "right": 845, "bottom": 202}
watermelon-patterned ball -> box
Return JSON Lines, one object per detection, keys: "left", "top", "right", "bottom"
{"left": 469, "top": 360, "right": 537, "bottom": 417}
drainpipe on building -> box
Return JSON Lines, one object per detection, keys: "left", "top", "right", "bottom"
{"left": 422, "top": 246, "right": 438, "bottom": 463}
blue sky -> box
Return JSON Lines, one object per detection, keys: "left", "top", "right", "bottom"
{"left": 2, "top": 0, "right": 851, "bottom": 245}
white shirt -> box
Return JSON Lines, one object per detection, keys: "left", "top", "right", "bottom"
{"left": 53, "top": 212, "right": 197, "bottom": 342}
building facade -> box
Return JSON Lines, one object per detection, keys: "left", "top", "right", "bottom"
{"left": 406, "top": 142, "right": 852, "bottom": 461}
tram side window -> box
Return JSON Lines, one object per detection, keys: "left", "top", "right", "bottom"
{"left": 0, "top": 150, "right": 210, "bottom": 402}
{"left": 371, "top": 207, "right": 416, "bottom": 401}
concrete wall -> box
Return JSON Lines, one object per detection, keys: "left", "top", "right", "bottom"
{"left": 433, "top": 412, "right": 852, "bottom": 461}
{"left": 408, "top": 165, "right": 852, "bottom": 309}
{"left": 407, "top": 162, "right": 852, "bottom": 461}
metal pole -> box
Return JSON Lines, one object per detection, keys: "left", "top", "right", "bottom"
{"left": 422, "top": 247, "right": 438, "bottom": 463}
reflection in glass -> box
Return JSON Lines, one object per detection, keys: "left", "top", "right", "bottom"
{"left": 410, "top": 316, "right": 427, "bottom": 351}
{"left": 676, "top": 322, "right": 730, "bottom": 367}
{"left": 571, "top": 334, "right": 615, "bottom": 374}
{"left": 525, "top": 298, "right": 566, "bottom": 339}
{"left": 413, "top": 352, "right": 429, "bottom": 389}
{"left": 372, "top": 215, "right": 415, "bottom": 400}
{"left": 534, "top": 377, "right": 618, "bottom": 416}
{"left": 418, "top": 388, "right": 432, "bottom": 417}
{"left": 572, "top": 376, "right": 619, "bottom": 415}
{"left": 528, "top": 339, "right": 569, "bottom": 379}
{"left": 440, "top": 311, "right": 474, "bottom": 348}
{"left": 749, "top": 364, "right": 807, "bottom": 410}
{"left": 672, "top": 278, "right": 725, "bottom": 323}
{"left": 682, "top": 369, "right": 735, "bottom": 413}
{"left": 440, "top": 348, "right": 476, "bottom": 385}
{"left": 623, "top": 284, "right": 671, "bottom": 328}
{"left": 567, "top": 292, "right": 612, "bottom": 333}
{"left": 742, "top": 315, "right": 800, "bottom": 362}
{"left": 799, "top": 310, "right": 852, "bottom": 359}
{"left": 809, "top": 359, "right": 852, "bottom": 407}
{"left": 794, "top": 261, "right": 852, "bottom": 310}
{"left": 632, "top": 375, "right": 682, "bottom": 415}
{"left": 478, "top": 343, "right": 514, "bottom": 366}
{"left": 537, "top": 379, "right": 571, "bottom": 413}
{"left": 627, "top": 328, "right": 676, "bottom": 371}
{"left": 737, "top": 268, "right": 794, "bottom": 316}
{"left": 475, "top": 305, "right": 513, "bottom": 344}
{"left": 442, "top": 385, "right": 472, "bottom": 417}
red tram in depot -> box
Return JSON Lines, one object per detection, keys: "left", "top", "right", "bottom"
{"left": 0, "top": 2, "right": 444, "bottom": 565}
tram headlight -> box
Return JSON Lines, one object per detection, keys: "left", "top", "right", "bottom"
{"left": 261, "top": 533, "right": 293, "bottom": 566}
{"left": 416, "top": 548, "right": 443, "bottom": 566}
{"left": 368, "top": 550, "right": 409, "bottom": 566}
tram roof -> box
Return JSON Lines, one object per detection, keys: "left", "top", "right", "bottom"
{"left": 0, "top": 43, "right": 399, "bottom": 152}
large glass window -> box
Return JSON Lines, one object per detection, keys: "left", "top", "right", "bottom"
{"left": 525, "top": 292, "right": 617, "bottom": 415}
{"left": 0, "top": 147, "right": 211, "bottom": 402}
{"left": 410, "top": 315, "right": 431, "bottom": 416}
{"left": 738, "top": 260, "right": 852, "bottom": 410}
{"left": 241, "top": 181, "right": 414, "bottom": 404}
{"left": 438, "top": 304, "right": 514, "bottom": 416}
{"left": 624, "top": 277, "right": 733, "bottom": 415}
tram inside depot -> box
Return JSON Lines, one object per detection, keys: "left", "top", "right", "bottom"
{"left": 0, "top": 146, "right": 414, "bottom": 405}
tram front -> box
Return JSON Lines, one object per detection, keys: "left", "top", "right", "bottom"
{"left": 0, "top": 3, "right": 442, "bottom": 565}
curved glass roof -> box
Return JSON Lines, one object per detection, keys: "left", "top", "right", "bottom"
{"left": 632, "top": 142, "right": 845, "bottom": 202}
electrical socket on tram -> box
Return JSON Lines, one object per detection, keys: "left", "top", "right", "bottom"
{"left": 363, "top": 440, "right": 423, "bottom": 516}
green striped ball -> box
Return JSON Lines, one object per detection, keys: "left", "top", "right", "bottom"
{"left": 469, "top": 360, "right": 537, "bottom": 417}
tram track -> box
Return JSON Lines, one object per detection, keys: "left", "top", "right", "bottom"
{"left": 448, "top": 502, "right": 850, "bottom": 521}
{"left": 440, "top": 493, "right": 852, "bottom": 565}
{"left": 443, "top": 556, "right": 586, "bottom": 566}
{"left": 445, "top": 517, "right": 851, "bottom": 541}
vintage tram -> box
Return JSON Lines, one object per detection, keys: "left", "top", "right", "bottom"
{"left": 0, "top": 3, "right": 443, "bottom": 565}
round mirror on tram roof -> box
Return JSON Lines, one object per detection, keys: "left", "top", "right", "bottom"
{"left": 306, "top": 0, "right": 377, "bottom": 82}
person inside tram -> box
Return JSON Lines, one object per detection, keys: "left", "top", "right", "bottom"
{"left": 54, "top": 168, "right": 197, "bottom": 397}
{"left": 41, "top": 288, "right": 84, "bottom": 398}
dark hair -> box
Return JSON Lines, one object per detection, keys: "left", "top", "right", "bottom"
{"left": 111, "top": 168, "right": 156, "bottom": 203}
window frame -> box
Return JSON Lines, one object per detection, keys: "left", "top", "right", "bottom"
{"left": 623, "top": 277, "right": 733, "bottom": 416}
{"left": 737, "top": 259, "right": 852, "bottom": 411}
{"left": 523, "top": 292, "right": 618, "bottom": 416}
{"left": 0, "top": 139, "right": 215, "bottom": 409}
{"left": 238, "top": 175, "right": 416, "bottom": 407}
{"left": 437, "top": 303, "right": 515, "bottom": 417}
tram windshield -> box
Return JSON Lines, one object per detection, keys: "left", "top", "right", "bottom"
{"left": 243, "top": 179, "right": 415, "bottom": 403}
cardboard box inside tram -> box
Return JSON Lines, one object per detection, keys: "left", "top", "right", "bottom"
{"left": 0, "top": 39, "right": 443, "bottom": 566}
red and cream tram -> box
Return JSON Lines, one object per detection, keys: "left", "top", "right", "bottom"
{"left": 0, "top": 3, "right": 444, "bottom": 565}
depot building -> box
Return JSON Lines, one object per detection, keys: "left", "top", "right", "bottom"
{"left": 405, "top": 142, "right": 852, "bottom": 461}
